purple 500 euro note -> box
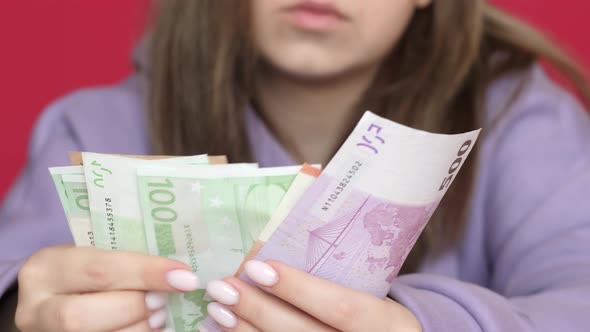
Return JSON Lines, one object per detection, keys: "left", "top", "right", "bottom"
{"left": 250, "top": 111, "right": 479, "bottom": 293}
{"left": 201, "top": 111, "right": 480, "bottom": 331}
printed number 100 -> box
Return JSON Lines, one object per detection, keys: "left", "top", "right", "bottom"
{"left": 148, "top": 178, "right": 178, "bottom": 222}
{"left": 439, "top": 140, "right": 472, "bottom": 191}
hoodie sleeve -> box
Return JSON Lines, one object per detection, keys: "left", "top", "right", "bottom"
{"left": 389, "top": 67, "right": 590, "bottom": 332}
{"left": 0, "top": 95, "right": 81, "bottom": 298}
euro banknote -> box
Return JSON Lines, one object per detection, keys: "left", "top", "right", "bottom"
{"left": 81, "top": 153, "right": 212, "bottom": 251}
{"left": 137, "top": 165, "right": 302, "bottom": 332}
{"left": 202, "top": 110, "right": 480, "bottom": 331}
{"left": 244, "top": 111, "right": 480, "bottom": 293}
{"left": 236, "top": 164, "right": 321, "bottom": 274}
{"left": 49, "top": 166, "right": 94, "bottom": 246}
{"left": 82, "top": 152, "right": 260, "bottom": 253}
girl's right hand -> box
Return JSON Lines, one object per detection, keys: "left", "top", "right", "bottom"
{"left": 15, "top": 245, "right": 200, "bottom": 332}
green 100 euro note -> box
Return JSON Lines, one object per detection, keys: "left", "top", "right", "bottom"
{"left": 49, "top": 166, "right": 94, "bottom": 246}
{"left": 136, "top": 165, "right": 301, "bottom": 332}
{"left": 81, "top": 153, "right": 213, "bottom": 252}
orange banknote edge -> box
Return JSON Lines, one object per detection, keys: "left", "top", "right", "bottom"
{"left": 68, "top": 152, "right": 228, "bottom": 166}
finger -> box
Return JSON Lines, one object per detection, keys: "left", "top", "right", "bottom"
{"left": 244, "top": 260, "right": 393, "bottom": 332}
{"left": 38, "top": 291, "right": 168, "bottom": 332}
{"left": 208, "top": 278, "right": 336, "bottom": 332}
{"left": 30, "top": 246, "right": 198, "bottom": 293}
{"left": 113, "top": 316, "right": 167, "bottom": 332}
{"left": 207, "top": 302, "right": 261, "bottom": 332}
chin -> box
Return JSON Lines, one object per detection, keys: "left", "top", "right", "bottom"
{"left": 279, "top": 64, "right": 347, "bottom": 84}
{"left": 263, "top": 49, "right": 356, "bottom": 83}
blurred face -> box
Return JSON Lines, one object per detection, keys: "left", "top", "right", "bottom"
{"left": 251, "top": 0, "right": 429, "bottom": 82}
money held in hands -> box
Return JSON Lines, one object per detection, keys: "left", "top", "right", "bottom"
{"left": 49, "top": 111, "right": 480, "bottom": 332}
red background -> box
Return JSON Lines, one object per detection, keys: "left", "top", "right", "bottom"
{"left": 0, "top": 0, "right": 589, "bottom": 200}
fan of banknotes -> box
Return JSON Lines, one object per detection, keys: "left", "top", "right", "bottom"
{"left": 49, "top": 111, "right": 480, "bottom": 332}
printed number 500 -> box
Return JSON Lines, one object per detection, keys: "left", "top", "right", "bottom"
{"left": 439, "top": 140, "right": 472, "bottom": 191}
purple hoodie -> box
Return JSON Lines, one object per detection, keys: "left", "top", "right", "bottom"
{"left": 1, "top": 48, "right": 589, "bottom": 331}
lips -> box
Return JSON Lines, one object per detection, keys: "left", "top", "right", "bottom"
{"left": 284, "top": 1, "right": 348, "bottom": 31}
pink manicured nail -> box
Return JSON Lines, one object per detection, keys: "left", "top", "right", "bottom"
{"left": 148, "top": 308, "right": 168, "bottom": 328}
{"left": 244, "top": 260, "right": 278, "bottom": 287}
{"left": 145, "top": 292, "right": 168, "bottom": 310}
{"left": 207, "top": 302, "right": 237, "bottom": 328}
{"left": 166, "top": 270, "right": 200, "bottom": 291}
{"left": 207, "top": 280, "right": 240, "bottom": 305}
{"left": 161, "top": 329, "right": 175, "bottom": 332}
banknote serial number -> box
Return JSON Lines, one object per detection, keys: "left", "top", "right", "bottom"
{"left": 105, "top": 197, "right": 117, "bottom": 250}
{"left": 87, "top": 231, "right": 95, "bottom": 247}
{"left": 321, "top": 161, "right": 363, "bottom": 212}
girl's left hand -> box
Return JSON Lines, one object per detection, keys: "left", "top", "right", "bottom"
{"left": 205, "top": 260, "right": 422, "bottom": 332}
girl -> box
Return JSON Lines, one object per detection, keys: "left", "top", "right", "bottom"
{"left": 2, "top": 0, "right": 590, "bottom": 331}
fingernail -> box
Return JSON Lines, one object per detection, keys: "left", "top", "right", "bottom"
{"left": 148, "top": 308, "right": 168, "bottom": 329}
{"left": 207, "top": 302, "right": 237, "bottom": 329}
{"left": 145, "top": 292, "right": 168, "bottom": 310}
{"left": 244, "top": 260, "right": 278, "bottom": 287}
{"left": 161, "top": 329, "right": 174, "bottom": 332}
{"left": 206, "top": 280, "right": 240, "bottom": 305}
{"left": 166, "top": 269, "right": 200, "bottom": 291}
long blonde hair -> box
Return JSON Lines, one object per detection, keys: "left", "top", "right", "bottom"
{"left": 148, "top": 0, "right": 589, "bottom": 273}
